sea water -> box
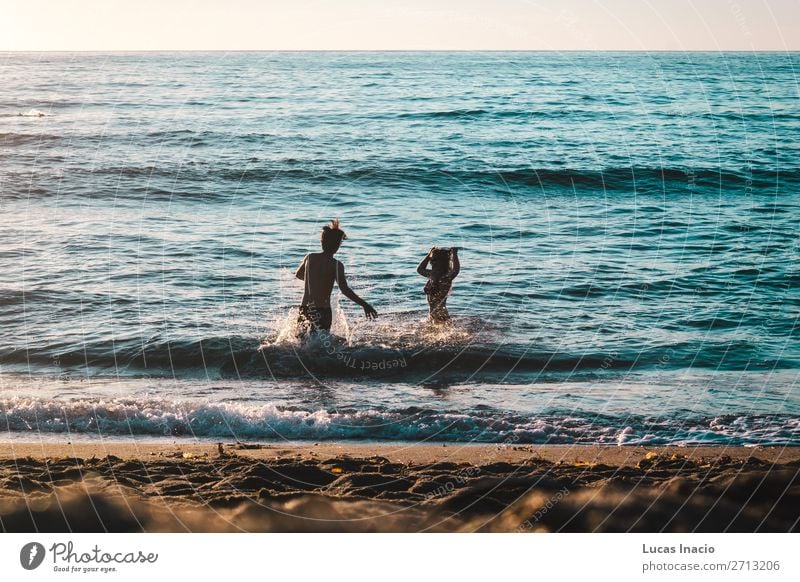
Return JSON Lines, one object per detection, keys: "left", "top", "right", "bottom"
{"left": 0, "top": 51, "right": 798, "bottom": 445}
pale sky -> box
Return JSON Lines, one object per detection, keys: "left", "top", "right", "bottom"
{"left": 1, "top": 0, "right": 798, "bottom": 51}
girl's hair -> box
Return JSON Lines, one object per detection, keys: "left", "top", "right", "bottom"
{"left": 321, "top": 218, "right": 347, "bottom": 252}
{"left": 430, "top": 248, "right": 450, "bottom": 270}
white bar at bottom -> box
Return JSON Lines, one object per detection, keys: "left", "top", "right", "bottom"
{"left": 0, "top": 533, "right": 794, "bottom": 581}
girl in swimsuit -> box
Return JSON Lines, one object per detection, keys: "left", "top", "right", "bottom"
{"left": 416, "top": 247, "right": 460, "bottom": 323}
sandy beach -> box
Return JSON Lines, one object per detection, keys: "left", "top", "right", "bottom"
{"left": 1, "top": 442, "right": 797, "bottom": 532}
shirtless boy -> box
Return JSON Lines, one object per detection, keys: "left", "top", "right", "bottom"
{"left": 295, "top": 219, "right": 378, "bottom": 334}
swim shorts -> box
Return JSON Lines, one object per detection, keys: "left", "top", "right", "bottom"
{"left": 298, "top": 305, "right": 333, "bottom": 333}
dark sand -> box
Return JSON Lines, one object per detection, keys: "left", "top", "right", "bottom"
{"left": 1, "top": 442, "right": 798, "bottom": 532}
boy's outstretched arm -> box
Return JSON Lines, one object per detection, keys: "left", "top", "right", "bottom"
{"left": 416, "top": 247, "right": 435, "bottom": 277}
{"left": 295, "top": 255, "right": 307, "bottom": 280}
{"left": 336, "top": 262, "right": 378, "bottom": 319}
{"left": 449, "top": 248, "right": 460, "bottom": 278}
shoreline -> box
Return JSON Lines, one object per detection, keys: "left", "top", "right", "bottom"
{"left": 3, "top": 441, "right": 800, "bottom": 464}
{"left": 1, "top": 442, "right": 798, "bottom": 532}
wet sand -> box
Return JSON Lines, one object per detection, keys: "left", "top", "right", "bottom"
{"left": 1, "top": 442, "right": 798, "bottom": 532}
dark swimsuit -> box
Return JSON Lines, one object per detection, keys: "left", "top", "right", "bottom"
{"left": 424, "top": 276, "right": 452, "bottom": 321}
{"left": 298, "top": 305, "right": 333, "bottom": 333}
{"left": 424, "top": 276, "right": 452, "bottom": 297}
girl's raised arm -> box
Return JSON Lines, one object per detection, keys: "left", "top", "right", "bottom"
{"left": 417, "top": 247, "right": 435, "bottom": 277}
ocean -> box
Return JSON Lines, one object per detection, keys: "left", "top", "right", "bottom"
{"left": 1, "top": 51, "right": 798, "bottom": 446}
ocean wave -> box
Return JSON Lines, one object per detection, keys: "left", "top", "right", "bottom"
{"left": 475, "top": 167, "right": 793, "bottom": 190}
{"left": 1, "top": 397, "right": 796, "bottom": 445}
{"left": 63, "top": 164, "right": 799, "bottom": 193}
{"left": 0, "top": 288, "right": 139, "bottom": 309}
{"left": 396, "top": 108, "right": 492, "bottom": 119}
{"left": 393, "top": 107, "right": 654, "bottom": 121}
{"left": 0, "top": 132, "right": 62, "bottom": 146}
{"left": 217, "top": 165, "right": 796, "bottom": 191}
{"left": 0, "top": 332, "right": 791, "bottom": 380}
{"left": 0, "top": 335, "right": 631, "bottom": 379}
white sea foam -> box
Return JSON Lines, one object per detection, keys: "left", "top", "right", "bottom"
{"left": 1, "top": 396, "right": 796, "bottom": 445}
{"left": 19, "top": 108, "right": 48, "bottom": 117}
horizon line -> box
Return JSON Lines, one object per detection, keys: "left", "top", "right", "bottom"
{"left": 2, "top": 49, "right": 798, "bottom": 53}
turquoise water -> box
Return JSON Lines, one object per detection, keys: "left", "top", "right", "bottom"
{"left": 0, "top": 52, "right": 798, "bottom": 444}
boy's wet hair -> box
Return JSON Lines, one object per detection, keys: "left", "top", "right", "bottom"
{"left": 321, "top": 218, "right": 347, "bottom": 253}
